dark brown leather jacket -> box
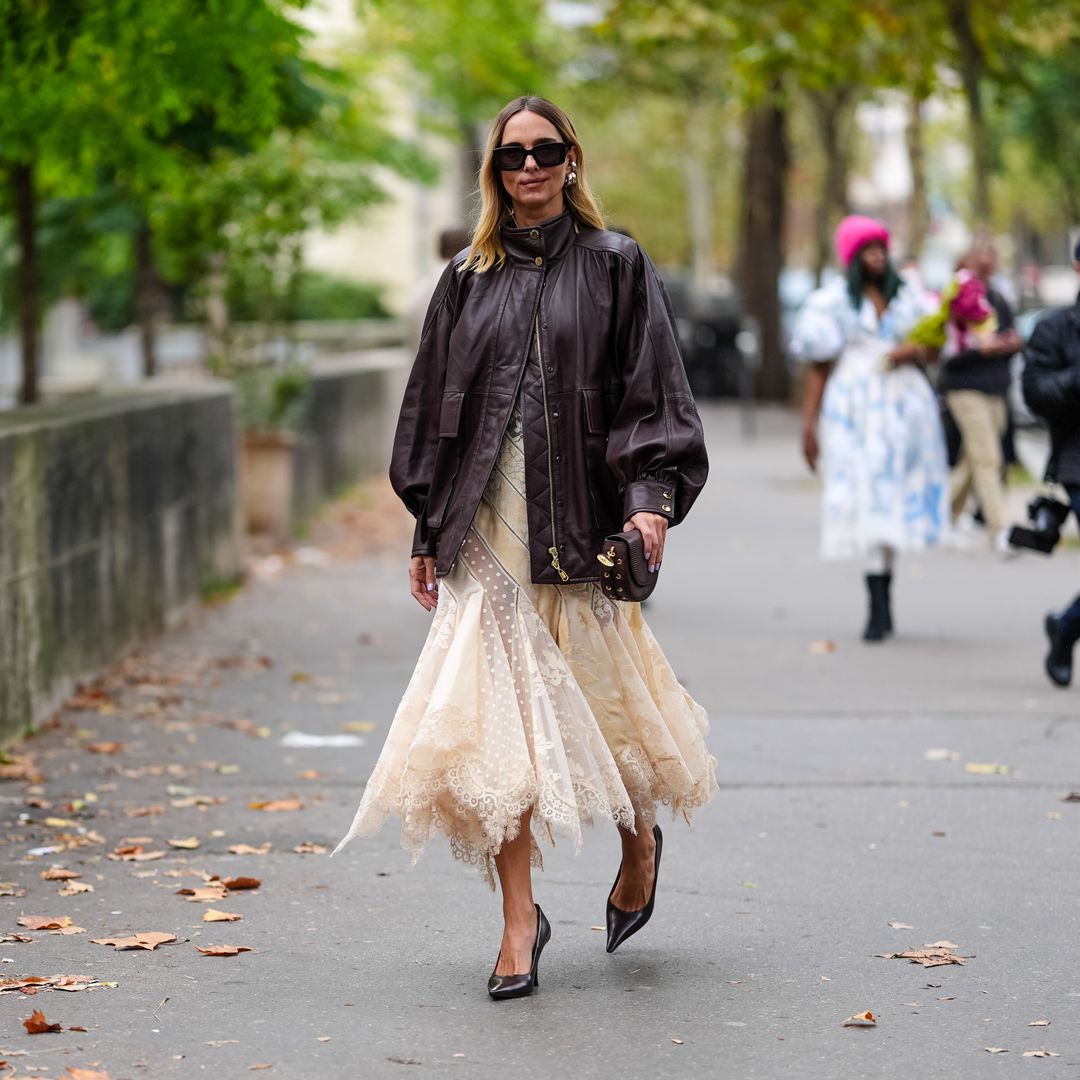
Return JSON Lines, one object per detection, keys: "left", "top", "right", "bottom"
{"left": 391, "top": 210, "right": 709, "bottom": 584}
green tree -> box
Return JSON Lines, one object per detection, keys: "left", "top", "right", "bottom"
{"left": 359, "top": 0, "right": 554, "bottom": 217}
{"left": 0, "top": 0, "right": 311, "bottom": 401}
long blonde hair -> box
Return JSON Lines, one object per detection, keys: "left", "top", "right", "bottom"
{"left": 462, "top": 96, "right": 605, "bottom": 274}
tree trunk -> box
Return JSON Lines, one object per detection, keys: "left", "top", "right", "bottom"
{"left": 947, "top": 0, "right": 990, "bottom": 222}
{"left": 133, "top": 218, "right": 163, "bottom": 379}
{"left": 459, "top": 117, "right": 484, "bottom": 223}
{"left": 905, "top": 94, "right": 930, "bottom": 259}
{"left": 738, "top": 93, "right": 789, "bottom": 401}
{"left": 13, "top": 162, "right": 40, "bottom": 405}
{"left": 810, "top": 87, "right": 853, "bottom": 285}
{"left": 204, "top": 251, "right": 231, "bottom": 370}
{"left": 684, "top": 102, "right": 714, "bottom": 287}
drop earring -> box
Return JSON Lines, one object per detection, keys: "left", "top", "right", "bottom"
{"left": 564, "top": 161, "right": 578, "bottom": 188}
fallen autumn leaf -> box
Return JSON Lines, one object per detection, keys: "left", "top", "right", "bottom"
{"left": 841, "top": 1011, "right": 876, "bottom": 1027}
{"left": 23, "top": 1008, "right": 63, "bottom": 1034}
{"left": 90, "top": 932, "right": 177, "bottom": 951}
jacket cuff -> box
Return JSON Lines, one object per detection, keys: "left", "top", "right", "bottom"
{"left": 623, "top": 478, "right": 677, "bottom": 523}
{"left": 411, "top": 514, "right": 436, "bottom": 558}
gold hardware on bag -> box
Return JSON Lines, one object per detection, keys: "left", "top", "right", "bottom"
{"left": 597, "top": 545, "right": 617, "bottom": 567}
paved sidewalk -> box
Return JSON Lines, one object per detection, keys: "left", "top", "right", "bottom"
{"left": 1, "top": 403, "right": 1078, "bottom": 1080}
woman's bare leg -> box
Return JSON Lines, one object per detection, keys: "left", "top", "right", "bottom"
{"left": 610, "top": 817, "right": 657, "bottom": 911}
{"left": 493, "top": 809, "right": 538, "bottom": 976}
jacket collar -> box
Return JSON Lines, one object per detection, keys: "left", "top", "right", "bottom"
{"left": 501, "top": 210, "right": 577, "bottom": 270}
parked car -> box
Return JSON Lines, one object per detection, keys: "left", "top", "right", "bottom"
{"left": 659, "top": 270, "right": 758, "bottom": 398}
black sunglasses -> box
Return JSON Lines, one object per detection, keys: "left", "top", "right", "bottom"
{"left": 493, "top": 141, "right": 569, "bottom": 171}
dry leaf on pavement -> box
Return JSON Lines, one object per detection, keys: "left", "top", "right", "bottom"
{"left": 41, "top": 867, "right": 80, "bottom": 880}
{"left": 59, "top": 881, "right": 94, "bottom": 896}
{"left": 222, "top": 876, "right": 261, "bottom": 891}
{"left": 293, "top": 842, "right": 329, "bottom": 855}
{"left": 18, "top": 915, "right": 72, "bottom": 931}
{"left": 877, "top": 945, "right": 967, "bottom": 967}
{"left": 167, "top": 837, "right": 201, "bottom": 849}
{"left": 887, "top": 921, "right": 914, "bottom": 929}
{"left": 50, "top": 925, "right": 87, "bottom": 935}
{"left": 841, "top": 1011, "right": 876, "bottom": 1027}
{"left": 1023, "top": 1049, "right": 1059, "bottom": 1058}
{"left": 203, "top": 909, "right": 242, "bottom": 922}
{"left": 984, "top": 1047, "right": 1009, "bottom": 1054}
{"left": 1028, "top": 1020, "right": 1051, "bottom": 1027}
{"left": 247, "top": 798, "right": 303, "bottom": 812}
{"left": 228, "top": 843, "right": 272, "bottom": 855}
{"left": 0, "top": 882, "right": 27, "bottom": 896}
{"left": 62, "top": 1068, "right": 113, "bottom": 1080}
{"left": 1061, "top": 791, "right": 1080, "bottom": 802}
{"left": 964, "top": 762, "right": 1011, "bottom": 775}
{"left": 107, "top": 845, "right": 165, "bottom": 862}
{"left": 86, "top": 742, "right": 126, "bottom": 755}
{"left": 176, "top": 885, "right": 228, "bottom": 903}
{"left": 809, "top": 640, "right": 837, "bottom": 655}
{"left": 91, "top": 932, "right": 177, "bottom": 951}
{"left": 23, "top": 1008, "right": 63, "bottom": 1033}
{"left": 195, "top": 944, "right": 253, "bottom": 956}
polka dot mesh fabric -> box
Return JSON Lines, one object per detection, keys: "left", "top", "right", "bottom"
{"left": 332, "top": 400, "right": 716, "bottom": 885}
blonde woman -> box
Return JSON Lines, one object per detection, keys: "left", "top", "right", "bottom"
{"left": 332, "top": 96, "right": 716, "bottom": 999}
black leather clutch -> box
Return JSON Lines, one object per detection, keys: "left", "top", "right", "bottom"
{"left": 596, "top": 530, "right": 657, "bottom": 602}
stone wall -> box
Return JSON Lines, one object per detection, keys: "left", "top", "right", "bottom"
{"left": 291, "top": 352, "right": 408, "bottom": 525}
{"left": 0, "top": 385, "right": 241, "bottom": 740}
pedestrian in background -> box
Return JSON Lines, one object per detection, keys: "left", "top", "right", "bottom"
{"left": 794, "top": 215, "right": 949, "bottom": 642}
{"left": 1021, "top": 235, "right": 1080, "bottom": 687}
{"left": 935, "top": 245, "right": 1023, "bottom": 553}
{"left": 406, "top": 225, "right": 471, "bottom": 355}
{"left": 332, "top": 96, "right": 716, "bottom": 998}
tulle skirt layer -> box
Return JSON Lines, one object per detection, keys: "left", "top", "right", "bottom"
{"left": 331, "top": 405, "right": 716, "bottom": 883}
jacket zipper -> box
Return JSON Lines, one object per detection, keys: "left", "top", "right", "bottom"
{"left": 534, "top": 309, "right": 569, "bottom": 581}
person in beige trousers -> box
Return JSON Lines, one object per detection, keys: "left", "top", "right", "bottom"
{"left": 938, "top": 246, "right": 1022, "bottom": 552}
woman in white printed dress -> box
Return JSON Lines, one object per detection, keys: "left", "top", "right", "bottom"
{"left": 794, "top": 215, "right": 949, "bottom": 642}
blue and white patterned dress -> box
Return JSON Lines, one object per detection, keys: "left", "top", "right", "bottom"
{"left": 791, "top": 277, "right": 950, "bottom": 560}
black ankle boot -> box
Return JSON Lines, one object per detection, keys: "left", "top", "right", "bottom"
{"left": 881, "top": 573, "right": 893, "bottom": 635}
{"left": 863, "top": 574, "right": 891, "bottom": 642}
{"left": 1044, "top": 614, "right": 1078, "bottom": 688}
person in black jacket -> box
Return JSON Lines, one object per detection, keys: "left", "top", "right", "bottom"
{"left": 1021, "top": 237, "right": 1080, "bottom": 687}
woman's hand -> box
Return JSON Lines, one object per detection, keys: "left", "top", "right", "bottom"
{"left": 886, "top": 342, "right": 929, "bottom": 368}
{"left": 409, "top": 555, "right": 438, "bottom": 612}
{"left": 623, "top": 511, "right": 668, "bottom": 573}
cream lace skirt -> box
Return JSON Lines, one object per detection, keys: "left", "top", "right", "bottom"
{"left": 331, "top": 403, "right": 716, "bottom": 883}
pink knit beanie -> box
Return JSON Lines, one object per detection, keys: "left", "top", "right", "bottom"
{"left": 834, "top": 215, "right": 890, "bottom": 268}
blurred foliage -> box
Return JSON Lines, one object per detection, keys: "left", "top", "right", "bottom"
{"left": 232, "top": 362, "right": 313, "bottom": 434}
{"left": 228, "top": 269, "right": 390, "bottom": 323}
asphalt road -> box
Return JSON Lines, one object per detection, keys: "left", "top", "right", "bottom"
{"left": 2, "top": 403, "right": 1078, "bottom": 1080}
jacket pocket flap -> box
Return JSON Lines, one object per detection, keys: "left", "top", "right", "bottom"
{"left": 438, "top": 392, "right": 464, "bottom": 437}
{"left": 582, "top": 389, "right": 606, "bottom": 435}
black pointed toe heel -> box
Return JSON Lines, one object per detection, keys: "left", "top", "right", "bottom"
{"left": 487, "top": 904, "right": 550, "bottom": 1001}
{"left": 606, "top": 824, "right": 662, "bottom": 954}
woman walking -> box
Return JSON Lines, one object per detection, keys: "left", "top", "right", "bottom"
{"left": 332, "top": 97, "right": 716, "bottom": 998}
{"left": 794, "top": 216, "right": 949, "bottom": 641}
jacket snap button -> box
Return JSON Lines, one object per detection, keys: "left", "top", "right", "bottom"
{"left": 552, "top": 410, "right": 559, "bottom": 418}
{"left": 534, "top": 256, "right": 543, "bottom": 267}
{"left": 530, "top": 229, "right": 539, "bottom": 239}
{"left": 662, "top": 503, "right": 672, "bottom": 512}
{"left": 547, "top": 365, "right": 554, "bottom": 373}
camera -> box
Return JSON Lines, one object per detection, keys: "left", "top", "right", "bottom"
{"left": 1007, "top": 495, "right": 1072, "bottom": 554}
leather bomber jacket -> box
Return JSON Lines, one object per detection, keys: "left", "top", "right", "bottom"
{"left": 390, "top": 210, "right": 709, "bottom": 584}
